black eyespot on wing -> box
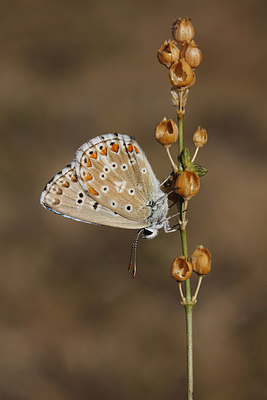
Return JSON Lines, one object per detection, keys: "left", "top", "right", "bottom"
{"left": 93, "top": 202, "right": 98, "bottom": 210}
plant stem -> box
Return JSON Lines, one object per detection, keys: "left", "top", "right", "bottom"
{"left": 191, "top": 147, "right": 199, "bottom": 163}
{"left": 178, "top": 116, "right": 184, "bottom": 172}
{"left": 165, "top": 146, "right": 178, "bottom": 173}
{"left": 178, "top": 115, "right": 194, "bottom": 400}
{"left": 192, "top": 276, "right": 203, "bottom": 302}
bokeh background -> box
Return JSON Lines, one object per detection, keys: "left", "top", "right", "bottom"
{"left": 1, "top": 0, "right": 266, "bottom": 399}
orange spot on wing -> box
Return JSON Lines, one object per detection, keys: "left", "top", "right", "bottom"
{"left": 88, "top": 186, "right": 99, "bottom": 196}
{"left": 89, "top": 151, "right": 97, "bottom": 159}
{"left": 127, "top": 144, "right": 133, "bottom": 152}
{"left": 87, "top": 159, "right": 92, "bottom": 167}
{"left": 84, "top": 173, "right": 93, "bottom": 181}
{"left": 71, "top": 176, "right": 78, "bottom": 182}
{"left": 110, "top": 143, "right": 119, "bottom": 152}
{"left": 101, "top": 147, "right": 107, "bottom": 156}
{"left": 134, "top": 145, "right": 139, "bottom": 154}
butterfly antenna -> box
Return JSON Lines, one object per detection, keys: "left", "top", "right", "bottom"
{"left": 128, "top": 229, "right": 144, "bottom": 278}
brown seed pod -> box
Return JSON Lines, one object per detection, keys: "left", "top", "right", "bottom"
{"left": 157, "top": 40, "right": 180, "bottom": 68}
{"left": 193, "top": 126, "right": 208, "bottom": 148}
{"left": 191, "top": 245, "right": 211, "bottom": 275}
{"left": 169, "top": 59, "right": 194, "bottom": 88}
{"left": 180, "top": 40, "right": 203, "bottom": 68}
{"left": 175, "top": 170, "right": 200, "bottom": 200}
{"left": 172, "top": 17, "right": 195, "bottom": 46}
{"left": 155, "top": 117, "right": 179, "bottom": 146}
{"left": 171, "top": 256, "right": 192, "bottom": 282}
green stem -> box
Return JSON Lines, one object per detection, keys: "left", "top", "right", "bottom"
{"left": 178, "top": 116, "right": 193, "bottom": 400}
{"left": 185, "top": 303, "right": 193, "bottom": 400}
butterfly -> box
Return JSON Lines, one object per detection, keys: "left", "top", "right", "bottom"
{"left": 40, "top": 133, "right": 173, "bottom": 276}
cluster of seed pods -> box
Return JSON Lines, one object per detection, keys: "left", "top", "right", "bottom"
{"left": 157, "top": 17, "right": 203, "bottom": 89}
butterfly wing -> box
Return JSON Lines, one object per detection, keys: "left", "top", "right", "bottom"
{"left": 75, "top": 133, "right": 164, "bottom": 225}
{"left": 40, "top": 163, "right": 147, "bottom": 229}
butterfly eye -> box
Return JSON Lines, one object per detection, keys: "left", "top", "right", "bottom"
{"left": 143, "top": 228, "right": 159, "bottom": 240}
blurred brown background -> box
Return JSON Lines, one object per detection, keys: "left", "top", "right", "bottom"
{"left": 1, "top": 0, "right": 266, "bottom": 399}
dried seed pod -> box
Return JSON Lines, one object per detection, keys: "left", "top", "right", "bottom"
{"left": 157, "top": 40, "right": 180, "bottom": 68}
{"left": 169, "top": 59, "right": 194, "bottom": 88}
{"left": 193, "top": 126, "right": 208, "bottom": 148}
{"left": 175, "top": 170, "right": 200, "bottom": 200}
{"left": 191, "top": 245, "right": 211, "bottom": 275}
{"left": 180, "top": 40, "right": 202, "bottom": 68}
{"left": 155, "top": 117, "right": 179, "bottom": 146}
{"left": 171, "top": 256, "right": 192, "bottom": 282}
{"left": 172, "top": 17, "right": 195, "bottom": 46}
